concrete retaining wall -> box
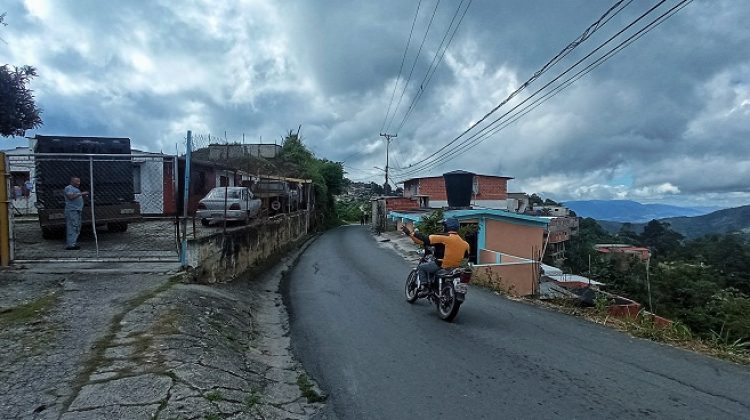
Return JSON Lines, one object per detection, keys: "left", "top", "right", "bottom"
{"left": 187, "top": 211, "right": 309, "bottom": 282}
{"left": 473, "top": 264, "right": 538, "bottom": 297}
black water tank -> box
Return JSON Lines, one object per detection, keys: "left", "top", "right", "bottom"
{"left": 443, "top": 170, "right": 475, "bottom": 208}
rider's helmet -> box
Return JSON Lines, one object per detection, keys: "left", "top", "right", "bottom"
{"left": 441, "top": 218, "right": 460, "bottom": 232}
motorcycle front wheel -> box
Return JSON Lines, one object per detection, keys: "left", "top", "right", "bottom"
{"left": 405, "top": 270, "right": 418, "bottom": 303}
{"left": 437, "top": 283, "right": 461, "bottom": 322}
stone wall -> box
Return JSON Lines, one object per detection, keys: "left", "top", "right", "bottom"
{"left": 187, "top": 211, "right": 309, "bottom": 282}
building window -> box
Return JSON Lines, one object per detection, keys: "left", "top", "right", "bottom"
{"left": 219, "top": 175, "right": 229, "bottom": 187}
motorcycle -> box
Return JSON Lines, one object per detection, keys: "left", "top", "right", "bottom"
{"left": 404, "top": 247, "right": 473, "bottom": 322}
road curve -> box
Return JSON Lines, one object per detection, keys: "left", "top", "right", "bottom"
{"left": 283, "top": 225, "right": 750, "bottom": 419}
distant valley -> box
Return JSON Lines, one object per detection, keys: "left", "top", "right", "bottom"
{"left": 591, "top": 205, "right": 750, "bottom": 240}
{"left": 563, "top": 200, "right": 721, "bottom": 222}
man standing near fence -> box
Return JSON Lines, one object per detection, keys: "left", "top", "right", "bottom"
{"left": 64, "top": 176, "right": 88, "bottom": 250}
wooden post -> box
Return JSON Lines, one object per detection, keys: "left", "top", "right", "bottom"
{"left": 0, "top": 152, "right": 11, "bottom": 266}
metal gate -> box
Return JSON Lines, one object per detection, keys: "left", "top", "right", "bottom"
{"left": 7, "top": 153, "right": 180, "bottom": 262}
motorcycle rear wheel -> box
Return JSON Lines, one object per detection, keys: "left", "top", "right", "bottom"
{"left": 437, "top": 283, "right": 461, "bottom": 322}
{"left": 405, "top": 271, "right": 418, "bottom": 303}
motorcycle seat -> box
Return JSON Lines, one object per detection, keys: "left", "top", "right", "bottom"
{"left": 436, "top": 268, "right": 461, "bottom": 278}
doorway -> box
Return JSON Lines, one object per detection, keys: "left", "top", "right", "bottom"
{"left": 460, "top": 222, "right": 479, "bottom": 264}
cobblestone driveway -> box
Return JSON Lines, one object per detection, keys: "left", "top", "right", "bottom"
{"left": 0, "top": 246, "right": 323, "bottom": 419}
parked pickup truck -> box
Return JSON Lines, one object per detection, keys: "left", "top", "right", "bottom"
{"left": 253, "top": 179, "right": 299, "bottom": 214}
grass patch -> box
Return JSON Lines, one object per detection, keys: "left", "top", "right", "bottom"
{"left": 205, "top": 414, "right": 221, "bottom": 420}
{"left": 244, "top": 389, "right": 262, "bottom": 409}
{"left": 151, "top": 309, "right": 181, "bottom": 336}
{"left": 205, "top": 390, "right": 223, "bottom": 402}
{"left": 297, "top": 374, "right": 326, "bottom": 403}
{"left": 536, "top": 298, "right": 750, "bottom": 365}
{"left": 62, "top": 276, "right": 182, "bottom": 412}
{"left": 0, "top": 293, "right": 59, "bottom": 328}
{"left": 472, "top": 267, "right": 517, "bottom": 296}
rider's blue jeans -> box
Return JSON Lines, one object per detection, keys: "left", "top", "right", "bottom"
{"left": 417, "top": 259, "right": 440, "bottom": 286}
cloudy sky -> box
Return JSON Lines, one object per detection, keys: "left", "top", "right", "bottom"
{"left": 2, "top": 0, "right": 749, "bottom": 207}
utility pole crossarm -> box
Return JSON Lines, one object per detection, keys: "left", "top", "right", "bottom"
{"left": 379, "top": 133, "right": 397, "bottom": 189}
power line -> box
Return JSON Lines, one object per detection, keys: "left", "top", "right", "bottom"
{"left": 454, "top": 0, "right": 695, "bottom": 160}
{"left": 390, "top": 142, "right": 405, "bottom": 170}
{"left": 390, "top": 0, "right": 469, "bottom": 173}
{"left": 343, "top": 165, "right": 380, "bottom": 173}
{"left": 395, "top": 0, "right": 670, "bottom": 177}
{"left": 396, "top": 0, "right": 473, "bottom": 133}
{"left": 392, "top": 0, "right": 634, "bottom": 173}
{"left": 384, "top": 0, "right": 442, "bottom": 133}
{"left": 393, "top": 0, "right": 692, "bottom": 180}
{"left": 381, "top": 0, "right": 423, "bottom": 133}
{"left": 393, "top": 0, "right": 654, "bottom": 176}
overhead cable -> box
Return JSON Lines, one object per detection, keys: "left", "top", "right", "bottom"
{"left": 384, "top": 0, "right": 443, "bottom": 132}
{"left": 392, "top": 0, "right": 635, "bottom": 173}
{"left": 393, "top": 0, "right": 692, "bottom": 180}
{"left": 396, "top": 0, "right": 473, "bottom": 134}
{"left": 381, "top": 1, "right": 423, "bottom": 134}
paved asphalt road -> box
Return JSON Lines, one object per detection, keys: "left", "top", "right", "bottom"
{"left": 283, "top": 226, "right": 750, "bottom": 419}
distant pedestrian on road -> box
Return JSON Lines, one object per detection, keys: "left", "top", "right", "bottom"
{"left": 360, "top": 214, "right": 365, "bottom": 225}
{"left": 64, "top": 176, "right": 89, "bottom": 250}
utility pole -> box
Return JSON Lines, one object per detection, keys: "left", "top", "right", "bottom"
{"left": 379, "top": 133, "right": 397, "bottom": 189}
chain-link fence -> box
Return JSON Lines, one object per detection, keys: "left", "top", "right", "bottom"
{"left": 8, "top": 153, "right": 180, "bottom": 261}
{"left": 178, "top": 132, "right": 312, "bottom": 239}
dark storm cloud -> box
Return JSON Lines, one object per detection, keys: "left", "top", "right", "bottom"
{"left": 2, "top": 0, "right": 749, "bottom": 207}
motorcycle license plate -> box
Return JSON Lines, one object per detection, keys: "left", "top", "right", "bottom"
{"left": 455, "top": 283, "right": 468, "bottom": 294}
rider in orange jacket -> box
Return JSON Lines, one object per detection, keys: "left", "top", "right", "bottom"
{"left": 402, "top": 218, "right": 470, "bottom": 291}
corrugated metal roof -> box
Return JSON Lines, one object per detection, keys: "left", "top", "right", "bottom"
{"left": 548, "top": 274, "right": 605, "bottom": 286}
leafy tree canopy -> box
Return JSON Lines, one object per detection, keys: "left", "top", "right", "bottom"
{"left": 1, "top": 64, "right": 43, "bottom": 137}
{"left": 280, "top": 129, "right": 344, "bottom": 228}
{"left": 1, "top": 15, "right": 43, "bottom": 137}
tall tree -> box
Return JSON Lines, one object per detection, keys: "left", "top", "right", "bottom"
{"left": 280, "top": 129, "right": 344, "bottom": 228}
{"left": 564, "top": 218, "right": 616, "bottom": 274}
{"left": 640, "top": 220, "right": 683, "bottom": 258}
{"left": 618, "top": 222, "right": 641, "bottom": 245}
{"left": 529, "top": 193, "right": 544, "bottom": 207}
{"left": 1, "top": 14, "right": 43, "bottom": 137}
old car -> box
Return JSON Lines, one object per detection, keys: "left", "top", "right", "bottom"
{"left": 254, "top": 179, "right": 300, "bottom": 214}
{"left": 196, "top": 187, "right": 261, "bottom": 226}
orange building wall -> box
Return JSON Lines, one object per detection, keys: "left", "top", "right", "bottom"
{"left": 478, "top": 250, "right": 528, "bottom": 265}
{"left": 484, "top": 219, "right": 545, "bottom": 260}
{"left": 474, "top": 264, "right": 537, "bottom": 296}
{"left": 479, "top": 249, "right": 498, "bottom": 264}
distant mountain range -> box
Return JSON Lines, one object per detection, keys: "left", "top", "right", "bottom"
{"left": 595, "top": 205, "right": 750, "bottom": 240}
{"left": 563, "top": 200, "right": 722, "bottom": 222}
